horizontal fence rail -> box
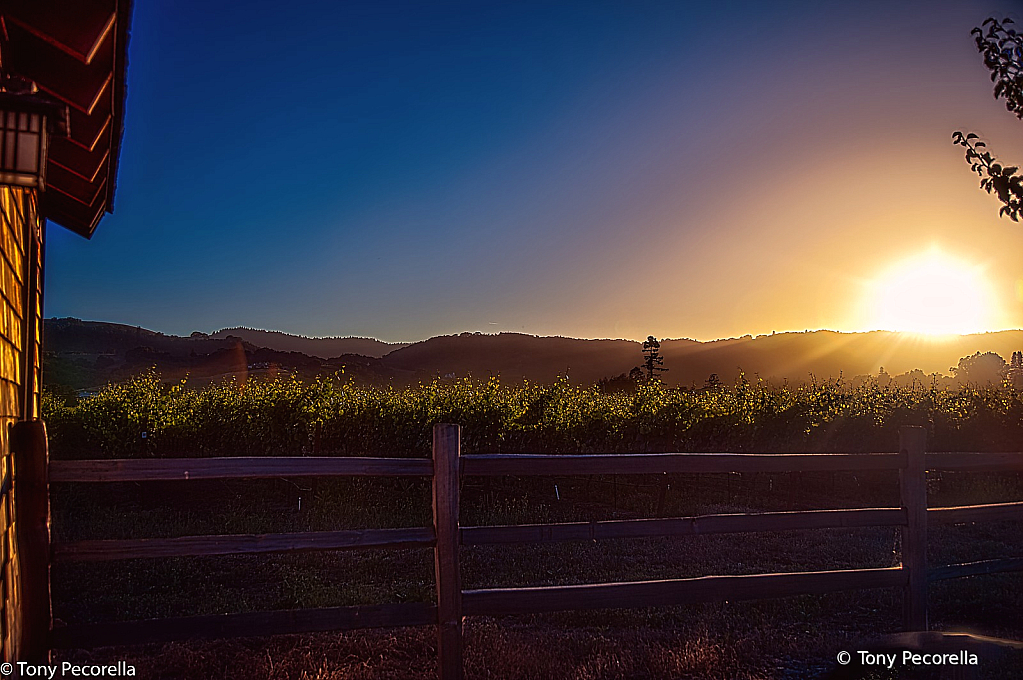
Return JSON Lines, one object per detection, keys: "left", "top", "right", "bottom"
{"left": 928, "top": 557, "right": 1023, "bottom": 582}
{"left": 44, "top": 426, "right": 1023, "bottom": 680}
{"left": 924, "top": 452, "right": 1023, "bottom": 471}
{"left": 52, "top": 507, "right": 907, "bottom": 562}
{"left": 928, "top": 501, "right": 1023, "bottom": 525}
{"left": 49, "top": 456, "right": 433, "bottom": 482}
{"left": 52, "top": 527, "right": 436, "bottom": 562}
{"left": 462, "top": 567, "right": 908, "bottom": 617}
{"left": 461, "top": 507, "right": 907, "bottom": 545}
{"left": 461, "top": 452, "right": 904, "bottom": 475}
{"left": 48, "top": 450, "right": 1023, "bottom": 483}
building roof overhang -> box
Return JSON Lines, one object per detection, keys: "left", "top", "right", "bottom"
{"left": 0, "top": 0, "right": 131, "bottom": 238}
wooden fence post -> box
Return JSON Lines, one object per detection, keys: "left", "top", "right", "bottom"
{"left": 899, "top": 425, "right": 928, "bottom": 632}
{"left": 11, "top": 419, "right": 51, "bottom": 662}
{"left": 433, "top": 424, "right": 463, "bottom": 680}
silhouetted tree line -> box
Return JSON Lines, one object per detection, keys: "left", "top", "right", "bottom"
{"left": 600, "top": 349, "right": 1023, "bottom": 392}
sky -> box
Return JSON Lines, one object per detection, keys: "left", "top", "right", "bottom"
{"left": 42, "top": 0, "right": 1023, "bottom": 343}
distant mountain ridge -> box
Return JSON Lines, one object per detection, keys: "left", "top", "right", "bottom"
{"left": 381, "top": 332, "right": 662, "bottom": 385}
{"left": 368, "top": 329, "right": 1023, "bottom": 386}
{"left": 209, "top": 327, "right": 407, "bottom": 359}
{"left": 42, "top": 318, "right": 1023, "bottom": 390}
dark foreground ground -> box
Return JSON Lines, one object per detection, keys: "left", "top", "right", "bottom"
{"left": 52, "top": 601, "right": 1023, "bottom": 680}
{"left": 52, "top": 590, "right": 1023, "bottom": 680}
{"left": 47, "top": 470, "right": 1023, "bottom": 679}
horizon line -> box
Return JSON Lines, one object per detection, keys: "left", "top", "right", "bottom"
{"left": 43, "top": 317, "right": 1023, "bottom": 346}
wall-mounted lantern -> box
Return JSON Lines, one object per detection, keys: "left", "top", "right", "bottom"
{"left": 0, "top": 76, "right": 69, "bottom": 191}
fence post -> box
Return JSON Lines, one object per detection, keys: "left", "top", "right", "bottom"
{"left": 11, "top": 419, "right": 51, "bottom": 662}
{"left": 432, "top": 424, "right": 463, "bottom": 680}
{"left": 899, "top": 425, "right": 928, "bottom": 632}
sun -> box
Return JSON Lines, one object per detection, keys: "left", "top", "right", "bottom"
{"left": 866, "top": 250, "right": 996, "bottom": 335}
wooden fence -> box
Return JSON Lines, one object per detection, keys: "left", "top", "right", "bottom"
{"left": 41, "top": 424, "right": 1023, "bottom": 679}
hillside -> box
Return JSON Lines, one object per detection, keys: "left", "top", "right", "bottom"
{"left": 658, "top": 330, "right": 1023, "bottom": 386}
{"left": 43, "top": 319, "right": 397, "bottom": 389}
{"left": 380, "top": 332, "right": 656, "bottom": 385}
{"left": 209, "top": 327, "right": 406, "bottom": 359}
{"left": 42, "top": 318, "right": 1023, "bottom": 390}
{"left": 377, "top": 330, "right": 1023, "bottom": 387}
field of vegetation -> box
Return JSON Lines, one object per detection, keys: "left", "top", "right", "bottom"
{"left": 41, "top": 370, "right": 1023, "bottom": 458}
{"left": 44, "top": 373, "right": 1023, "bottom": 679}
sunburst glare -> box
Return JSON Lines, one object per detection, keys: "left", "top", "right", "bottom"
{"left": 865, "top": 249, "right": 996, "bottom": 335}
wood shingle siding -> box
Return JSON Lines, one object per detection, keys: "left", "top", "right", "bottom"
{"left": 0, "top": 186, "right": 43, "bottom": 661}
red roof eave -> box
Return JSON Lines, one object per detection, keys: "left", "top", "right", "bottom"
{"left": 0, "top": 0, "right": 131, "bottom": 238}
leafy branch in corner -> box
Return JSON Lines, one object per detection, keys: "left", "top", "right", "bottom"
{"left": 952, "top": 131, "right": 1023, "bottom": 221}
{"left": 953, "top": 17, "right": 1023, "bottom": 221}
{"left": 973, "top": 17, "right": 1023, "bottom": 118}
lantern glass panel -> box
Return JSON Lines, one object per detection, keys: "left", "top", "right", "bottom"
{"left": 2, "top": 134, "right": 12, "bottom": 170}
{"left": 16, "top": 131, "right": 39, "bottom": 174}
{"left": 0, "top": 108, "right": 46, "bottom": 189}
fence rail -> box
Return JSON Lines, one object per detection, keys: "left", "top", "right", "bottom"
{"left": 51, "top": 527, "right": 436, "bottom": 562}
{"left": 928, "top": 500, "right": 1023, "bottom": 524}
{"left": 461, "top": 507, "right": 908, "bottom": 545}
{"left": 48, "top": 456, "right": 432, "bottom": 482}
{"left": 928, "top": 557, "right": 1023, "bottom": 582}
{"left": 460, "top": 452, "right": 905, "bottom": 475}
{"left": 48, "top": 451, "right": 1023, "bottom": 483}
{"left": 45, "top": 425, "right": 1023, "bottom": 680}
{"left": 461, "top": 567, "right": 908, "bottom": 617}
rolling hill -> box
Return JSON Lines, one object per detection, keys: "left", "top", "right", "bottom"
{"left": 375, "top": 330, "right": 1023, "bottom": 386}
{"left": 42, "top": 318, "right": 1023, "bottom": 390}
{"left": 209, "top": 327, "right": 405, "bottom": 359}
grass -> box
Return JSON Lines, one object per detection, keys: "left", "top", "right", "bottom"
{"left": 43, "top": 374, "right": 1023, "bottom": 678}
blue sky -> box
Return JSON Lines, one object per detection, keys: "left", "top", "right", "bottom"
{"left": 44, "top": 0, "right": 1023, "bottom": 342}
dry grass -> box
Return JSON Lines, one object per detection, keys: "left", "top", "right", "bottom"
{"left": 51, "top": 609, "right": 858, "bottom": 680}
{"left": 54, "top": 600, "right": 1023, "bottom": 679}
